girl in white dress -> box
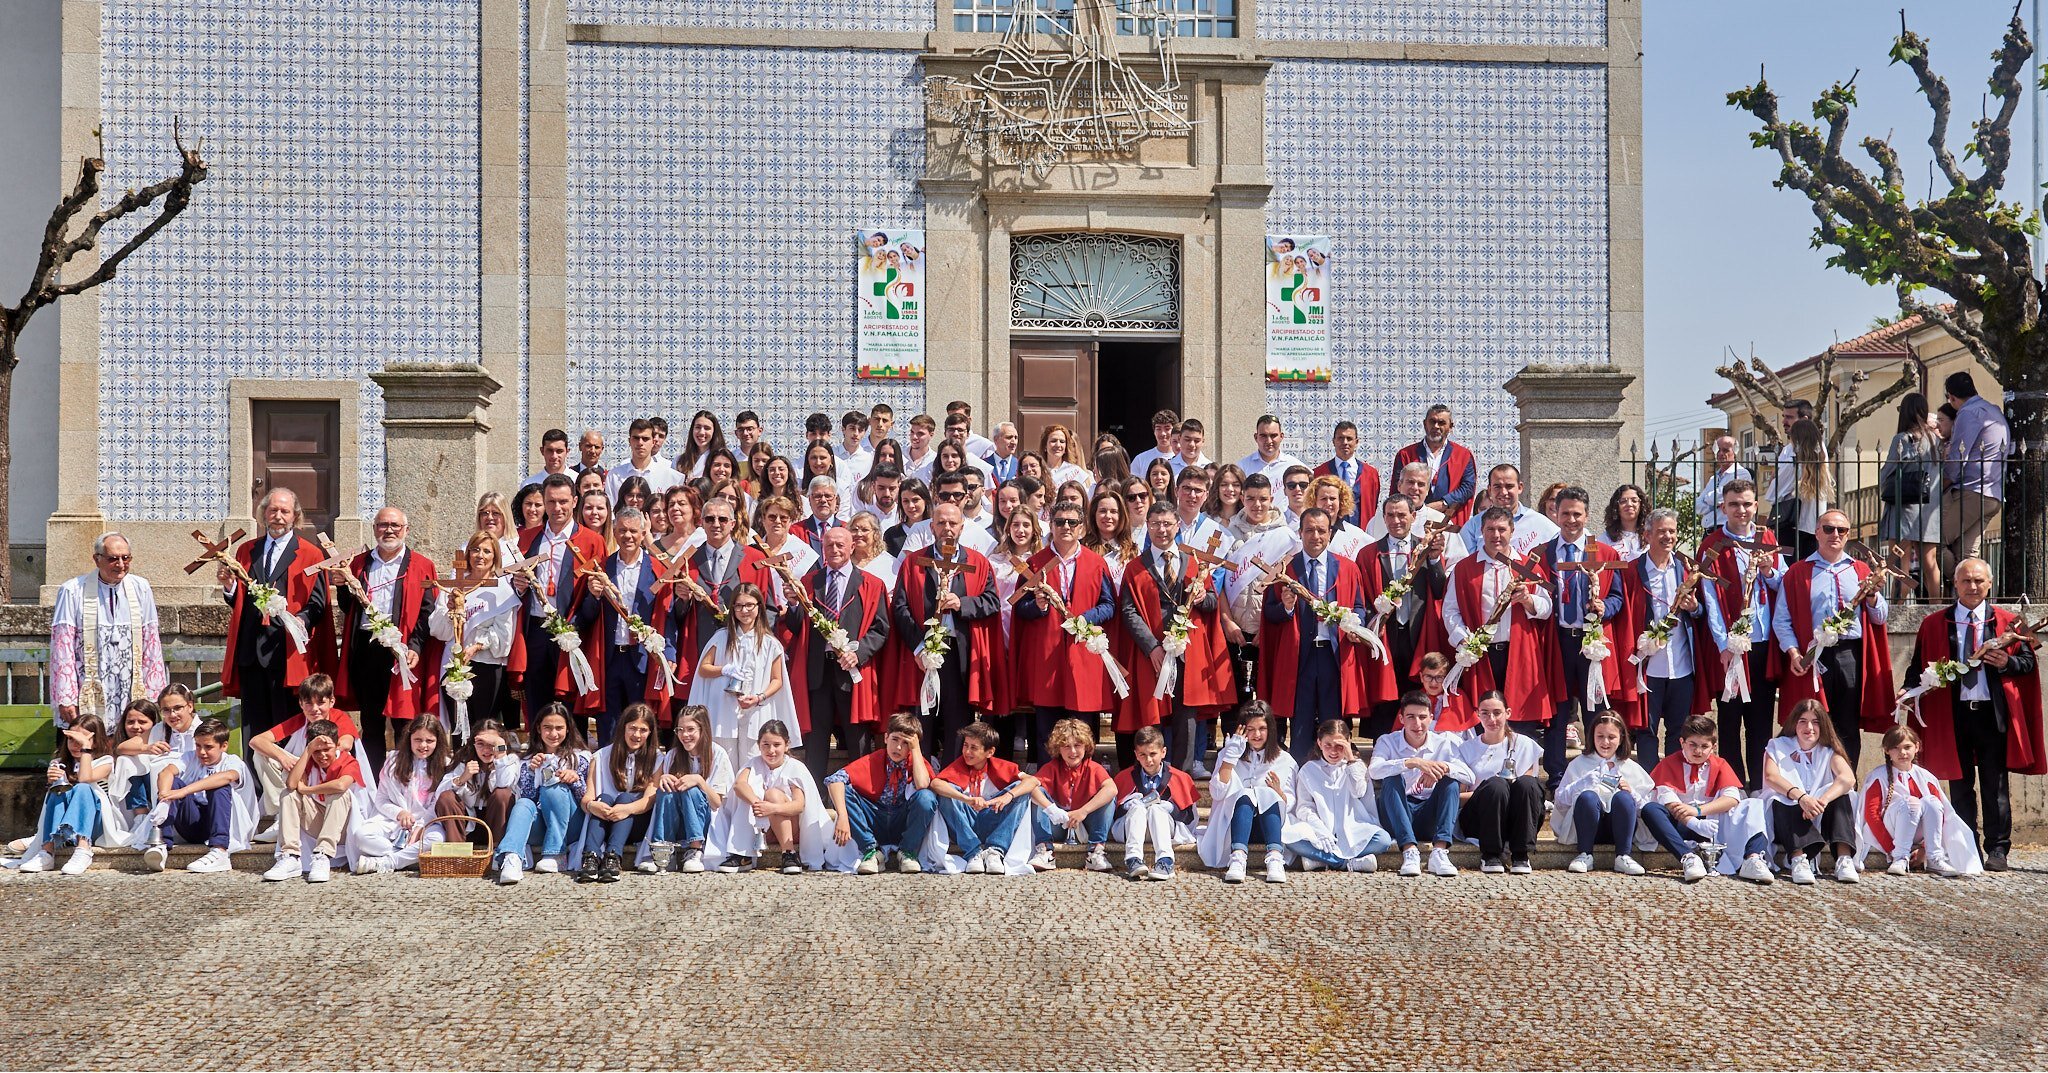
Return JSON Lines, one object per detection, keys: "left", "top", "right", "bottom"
{"left": 1855, "top": 725, "right": 1980, "bottom": 878}
{"left": 1288, "top": 718, "right": 1394, "bottom": 873}
{"left": 713, "top": 720, "right": 831, "bottom": 874}
{"left": 650, "top": 705, "right": 735, "bottom": 874}
{"left": 1763, "top": 699, "right": 1862, "bottom": 885}
{"left": 1552, "top": 711, "right": 1653, "bottom": 876}
{"left": 687, "top": 582, "right": 799, "bottom": 771}
{"left": 1198, "top": 703, "right": 1303, "bottom": 885}
{"left": 358, "top": 716, "right": 460, "bottom": 873}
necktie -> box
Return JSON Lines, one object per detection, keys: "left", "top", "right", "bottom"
{"left": 1560, "top": 542, "right": 1579, "bottom": 623}
{"left": 1166, "top": 550, "right": 1180, "bottom": 588}
{"left": 823, "top": 569, "right": 842, "bottom": 615}
{"left": 1305, "top": 557, "right": 1320, "bottom": 602}
{"left": 1965, "top": 612, "right": 1983, "bottom": 691}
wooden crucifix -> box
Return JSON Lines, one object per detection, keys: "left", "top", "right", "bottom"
{"left": 748, "top": 535, "right": 813, "bottom": 613}
{"left": 438, "top": 549, "right": 501, "bottom": 650}
{"left": 1006, "top": 554, "right": 1066, "bottom": 612}
{"left": 647, "top": 542, "right": 726, "bottom": 622}
{"left": 182, "top": 527, "right": 249, "bottom": 581}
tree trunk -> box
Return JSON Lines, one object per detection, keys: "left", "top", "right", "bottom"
{"left": 2000, "top": 349, "right": 2046, "bottom": 600}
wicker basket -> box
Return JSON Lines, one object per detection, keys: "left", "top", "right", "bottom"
{"left": 416, "top": 815, "right": 496, "bottom": 879}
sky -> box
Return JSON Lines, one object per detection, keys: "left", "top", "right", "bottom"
{"left": 1643, "top": 0, "right": 2040, "bottom": 446}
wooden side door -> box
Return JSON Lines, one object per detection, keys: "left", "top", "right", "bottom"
{"left": 251, "top": 400, "right": 339, "bottom": 536}
{"left": 1011, "top": 339, "right": 1096, "bottom": 450}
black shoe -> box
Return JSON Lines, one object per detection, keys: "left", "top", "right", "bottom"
{"left": 1985, "top": 850, "right": 2010, "bottom": 872}
{"left": 599, "top": 852, "right": 622, "bottom": 882}
{"left": 780, "top": 849, "right": 803, "bottom": 874}
{"left": 574, "top": 852, "right": 602, "bottom": 883}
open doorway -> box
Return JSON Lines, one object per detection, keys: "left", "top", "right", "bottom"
{"left": 1094, "top": 339, "right": 1180, "bottom": 458}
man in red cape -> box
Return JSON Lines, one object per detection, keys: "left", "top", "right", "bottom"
{"left": 1769, "top": 508, "right": 1893, "bottom": 767}
{"left": 1356, "top": 492, "right": 1448, "bottom": 739}
{"left": 511, "top": 473, "right": 607, "bottom": 727}
{"left": 331, "top": 506, "right": 439, "bottom": 772}
{"left": 891, "top": 503, "right": 1002, "bottom": 764}
{"left": 1442, "top": 507, "right": 1557, "bottom": 736}
{"left": 1258, "top": 507, "right": 1372, "bottom": 759}
{"left": 220, "top": 487, "right": 332, "bottom": 748}
{"left": 788, "top": 526, "right": 891, "bottom": 789}
{"left": 1697, "top": 478, "right": 1785, "bottom": 791}
{"left": 1013, "top": 501, "right": 1119, "bottom": 763}
{"left": 1389, "top": 404, "right": 1479, "bottom": 527}
{"left": 1901, "top": 557, "right": 2042, "bottom": 872}
{"left": 1314, "top": 419, "right": 1381, "bottom": 528}
{"left": 1602, "top": 508, "right": 1716, "bottom": 764}
{"left": 1118, "top": 499, "right": 1233, "bottom": 771}
{"left": 1533, "top": 485, "right": 1623, "bottom": 789}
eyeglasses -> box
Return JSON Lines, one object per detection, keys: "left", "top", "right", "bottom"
{"left": 1284, "top": 482, "right": 1310, "bottom": 491}
{"left": 937, "top": 491, "right": 966, "bottom": 501}
{"left": 1051, "top": 518, "right": 1083, "bottom": 528}
{"left": 704, "top": 516, "right": 733, "bottom": 526}
{"left": 96, "top": 554, "right": 132, "bottom": 563}
{"left": 1819, "top": 524, "right": 1850, "bottom": 535}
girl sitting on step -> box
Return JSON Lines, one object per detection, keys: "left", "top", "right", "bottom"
{"left": 494, "top": 703, "right": 590, "bottom": 884}
{"left": 1552, "top": 711, "right": 1653, "bottom": 877}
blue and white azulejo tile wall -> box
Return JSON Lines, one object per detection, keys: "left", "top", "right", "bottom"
{"left": 566, "top": 44, "right": 927, "bottom": 460}
{"left": 1261, "top": 0, "right": 1606, "bottom": 48}
{"left": 568, "top": 0, "right": 934, "bottom": 33}
{"left": 97, "top": 0, "right": 483, "bottom": 520}
{"left": 1263, "top": 59, "right": 1609, "bottom": 470}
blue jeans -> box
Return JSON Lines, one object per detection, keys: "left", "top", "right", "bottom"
{"left": 1286, "top": 829, "right": 1394, "bottom": 867}
{"left": 844, "top": 787, "right": 938, "bottom": 853}
{"left": 1571, "top": 789, "right": 1640, "bottom": 853}
{"left": 1032, "top": 802, "right": 1113, "bottom": 847}
{"left": 123, "top": 774, "right": 153, "bottom": 811}
{"left": 1374, "top": 777, "right": 1462, "bottom": 848}
{"left": 164, "top": 774, "right": 235, "bottom": 849}
{"left": 39, "top": 784, "right": 101, "bottom": 846}
{"left": 593, "top": 789, "right": 649, "bottom": 855}
{"left": 500, "top": 784, "right": 579, "bottom": 862}
{"left": 1228, "top": 797, "right": 1283, "bottom": 852}
{"left": 935, "top": 786, "right": 1029, "bottom": 856}
{"left": 650, "top": 786, "right": 713, "bottom": 847}
{"left": 1637, "top": 674, "right": 1695, "bottom": 763}
{"left": 1641, "top": 802, "right": 1769, "bottom": 860}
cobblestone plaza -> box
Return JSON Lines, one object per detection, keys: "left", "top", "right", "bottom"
{"left": 4, "top": 853, "right": 2043, "bottom": 1069}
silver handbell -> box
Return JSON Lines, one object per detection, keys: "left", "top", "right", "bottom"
{"left": 1698, "top": 841, "right": 1726, "bottom": 872}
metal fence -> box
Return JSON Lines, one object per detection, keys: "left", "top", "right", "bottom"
{"left": 1622, "top": 452, "right": 2041, "bottom": 602}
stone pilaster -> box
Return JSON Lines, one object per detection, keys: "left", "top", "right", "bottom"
{"left": 1503, "top": 363, "right": 1638, "bottom": 497}
{"left": 370, "top": 364, "right": 503, "bottom": 566}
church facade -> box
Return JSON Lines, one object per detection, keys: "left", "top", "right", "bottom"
{"left": 30, "top": 0, "right": 1640, "bottom": 598}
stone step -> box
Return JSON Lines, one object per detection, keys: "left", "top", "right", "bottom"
{"left": 32, "top": 835, "right": 1720, "bottom": 876}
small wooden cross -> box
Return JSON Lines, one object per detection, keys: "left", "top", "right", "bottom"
{"left": 1182, "top": 531, "right": 1237, "bottom": 579}
{"left": 183, "top": 527, "right": 249, "bottom": 580}
{"left": 1006, "top": 554, "right": 1065, "bottom": 613}
{"left": 748, "top": 535, "right": 814, "bottom": 613}
{"left": 306, "top": 533, "right": 377, "bottom": 608}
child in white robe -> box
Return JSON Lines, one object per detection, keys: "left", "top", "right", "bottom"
{"left": 1552, "top": 711, "right": 1654, "bottom": 876}
{"left": 446, "top": 719, "right": 521, "bottom": 847}
{"left": 1289, "top": 718, "right": 1394, "bottom": 873}
{"left": 1197, "top": 703, "right": 1304, "bottom": 885}
{"left": 1856, "top": 725, "right": 1980, "bottom": 878}
{"left": 357, "top": 717, "right": 461, "bottom": 873}
{"left": 1641, "top": 714, "right": 1772, "bottom": 883}
{"left": 108, "top": 698, "right": 173, "bottom": 839}
{"left": 712, "top": 720, "right": 831, "bottom": 874}
{"left": 687, "top": 582, "right": 799, "bottom": 771}
{"left": 1762, "top": 699, "right": 1862, "bottom": 885}
{"left": 1112, "top": 725, "right": 1197, "bottom": 882}
{"left": 494, "top": 703, "right": 592, "bottom": 883}
{"left": 650, "top": 705, "right": 736, "bottom": 873}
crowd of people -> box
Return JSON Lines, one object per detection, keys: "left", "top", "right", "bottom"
{"left": 9, "top": 394, "right": 2040, "bottom": 888}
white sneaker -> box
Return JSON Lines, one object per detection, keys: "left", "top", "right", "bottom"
{"left": 1084, "top": 846, "right": 1111, "bottom": 872}
{"left": 306, "top": 856, "right": 331, "bottom": 883}
{"left": 251, "top": 824, "right": 278, "bottom": 844}
{"left": 143, "top": 843, "right": 170, "bottom": 872}
{"left": 681, "top": 848, "right": 706, "bottom": 874}
{"left": 963, "top": 849, "right": 987, "bottom": 874}
{"left": 1886, "top": 858, "right": 1910, "bottom": 876}
{"left": 533, "top": 855, "right": 561, "bottom": 874}
{"left": 262, "top": 855, "right": 302, "bottom": 882}
{"left": 1028, "top": 844, "right": 1056, "bottom": 871}
{"left": 1427, "top": 848, "right": 1458, "bottom": 877}
{"left": 1346, "top": 854, "right": 1377, "bottom": 873}
{"left": 1300, "top": 857, "right": 1324, "bottom": 872}
{"left": 897, "top": 853, "right": 921, "bottom": 874}
{"left": 1190, "top": 761, "right": 1213, "bottom": 780}
{"left": 188, "top": 848, "right": 232, "bottom": 874}
{"left": 982, "top": 847, "right": 1008, "bottom": 874}
{"left": 351, "top": 854, "right": 392, "bottom": 875}
{"left": 1789, "top": 855, "right": 1816, "bottom": 885}
{"left": 1480, "top": 858, "right": 1505, "bottom": 874}
{"left": 1223, "top": 848, "right": 1248, "bottom": 884}
{"left": 856, "top": 850, "right": 882, "bottom": 875}
{"left": 1398, "top": 846, "right": 1422, "bottom": 877}
{"left": 1738, "top": 854, "right": 1774, "bottom": 884}
{"left": 635, "top": 859, "right": 658, "bottom": 874}
{"left": 1567, "top": 853, "right": 1593, "bottom": 874}
{"left": 1263, "top": 849, "right": 1287, "bottom": 884}
{"left": 1928, "top": 856, "right": 1959, "bottom": 878}
{"left": 1679, "top": 853, "right": 1708, "bottom": 883}
{"left": 16, "top": 848, "right": 53, "bottom": 873}
{"left": 1833, "top": 856, "right": 1860, "bottom": 883}
{"left": 1612, "top": 854, "right": 1645, "bottom": 876}
{"left": 1510, "top": 858, "right": 1533, "bottom": 875}
{"left": 60, "top": 846, "right": 93, "bottom": 876}
{"left": 498, "top": 855, "right": 524, "bottom": 885}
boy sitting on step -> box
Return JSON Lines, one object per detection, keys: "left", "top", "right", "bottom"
{"left": 1112, "top": 725, "right": 1197, "bottom": 881}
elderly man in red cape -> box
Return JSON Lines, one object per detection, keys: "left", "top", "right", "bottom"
{"left": 1769, "top": 508, "right": 1893, "bottom": 766}
{"left": 1442, "top": 506, "right": 1556, "bottom": 737}
{"left": 891, "top": 502, "right": 1003, "bottom": 764}
{"left": 787, "top": 525, "right": 891, "bottom": 789}
{"left": 219, "top": 487, "right": 332, "bottom": 746}
{"left": 1389, "top": 403, "right": 1479, "bottom": 527}
{"left": 1118, "top": 499, "right": 1233, "bottom": 771}
{"left": 1014, "top": 501, "right": 1119, "bottom": 765}
{"left": 1355, "top": 492, "right": 1449, "bottom": 740}
{"left": 330, "top": 506, "right": 440, "bottom": 772}
{"left": 1259, "top": 507, "right": 1373, "bottom": 759}
{"left": 510, "top": 473, "right": 607, "bottom": 728}
{"left": 1601, "top": 508, "right": 1717, "bottom": 765}
{"left": 1900, "top": 557, "right": 2042, "bottom": 872}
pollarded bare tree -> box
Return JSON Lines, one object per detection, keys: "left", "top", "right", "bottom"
{"left": 1728, "top": 9, "right": 2045, "bottom": 595}
{"left": 0, "top": 124, "right": 206, "bottom": 600}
